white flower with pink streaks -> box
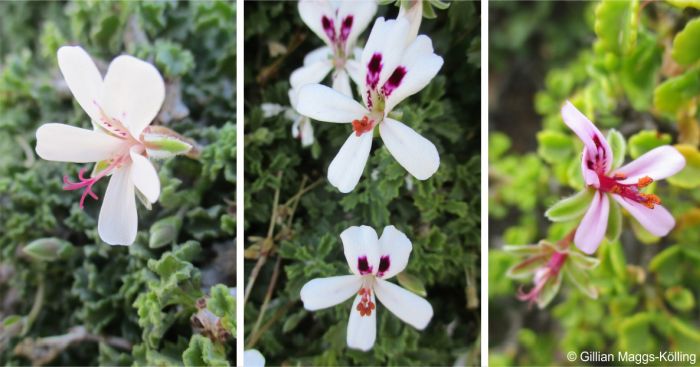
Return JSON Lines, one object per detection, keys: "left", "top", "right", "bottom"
{"left": 292, "top": 0, "right": 377, "bottom": 97}
{"left": 296, "top": 16, "right": 443, "bottom": 193}
{"left": 300, "top": 225, "right": 433, "bottom": 351}
{"left": 557, "top": 101, "right": 686, "bottom": 254}
{"left": 35, "top": 46, "right": 192, "bottom": 246}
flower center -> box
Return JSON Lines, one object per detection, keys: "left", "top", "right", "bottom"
{"left": 93, "top": 100, "right": 131, "bottom": 139}
{"left": 356, "top": 287, "right": 375, "bottom": 317}
{"left": 597, "top": 173, "right": 660, "bottom": 208}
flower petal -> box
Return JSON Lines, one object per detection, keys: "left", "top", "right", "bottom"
{"left": 296, "top": 84, "right": 367, "bottom": 123}
{"left": 35, "top": 123, "right": 125, "bottom": 163}
{"left": 298, "top": 0, "right": 336, "bottom": 46}
{"left": 614, "top": 146, "right": 686, "bottom": 184}
{"left": 290, "top": 60, "right": 333, "bottom": 89}
{"left": 581, "top": 147, "right": 601, "bottom": 188}
{"left": 376, "top": 225, "right": 412, "bottom": 279}
{"left": 346, "top": 59, "right": 362, "bottom": 87}
{"left": 612, "top": 195, "right": 675, "bottom": 237}
{"left": 130, "top": 148, "right": 160, "bottom": 203}
{"left": 243, "top": 350, "right": 265, "bottom": 367}
{"left": 98, "top": 165, "right": 137, "bottom": 246}
{"left": 300, "top": 275, "right": 363, "bottom": 310}
{"left": 574, "top": 192, "right": 609, "bottom": 254}
{"left": 384, "top": 35, "right": 443, "bottom": 112}
{"left": 361, "top": 17, "right": 410, "bottom": 101}
{"left": 332, "top": 69, "right": 352, "bottom": 97}
{"left": 347, "top": 292, "right": 376, "bottom": 351}
{"left": 341, "top": 225, "right": 380, "bottom": 276}
{"left": 328, "top": 131, "right": 373, "bottom": 193}
{"left": 337, "top": 0, "right": 377, "bottom": 52}
{"left": 303, "top": 46, "right": 333, "bottom": 66}
{"left": 56, "top": 46, "right": 104, "bottom": 124}
{"left": 398, "top": 1, "right": 423, "bottom": 43}
{"left": 102, "top": 55, "right": 165, "bottom": 140}
{"left": 561, "top": 101, "right": 612, "bottom": 174}
{"left": 379, "top": 118, "right": 439, "bottom": 180}
{"left": 299, "top": 117, "right": 314, "bottom": 147}
{"left": 374, "top": 278, "right": 433, "bottom": 330}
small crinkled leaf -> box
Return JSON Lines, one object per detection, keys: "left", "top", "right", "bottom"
{"left": 606, "top": 196, "right": 622, "bottom": 242}
{"left": 607, "top": 129, "right": 627, "bottom": 170}
{"left": 545, "top": 189, "right": 594, "bottom": 222}
{"left": 667, "top": 144, "right": 700, "bottom": 189}
{"left": 627, "top": 130, "right": 672, "bottom": 159}
{"left": 665, "top": 286, "right": 695, "bottom": 312}
{"left": 563, "top": 263, "right": 598, "bottom": 299}
{"left": 653, "top": 69, "right": 700, "bottom": 114}
{"left": 207, "top": 284, "right": 236, "bottom": 334}
{"left": 182, "top": 335, "right": 229, "bottom": 367}
{"left": 672, "top": 18, "right": 700, "bottom": 66}
{"left": 145, "top": 133, "right": 193, "bottom": 159}
{"left": 396, "top": 272, "right": 427, "bottom": 297}
{"left": 536, "top": 130, "right": 574, "bottom": 164}
{"left": 23, "top": 237, "right": 74, "bottom": 262}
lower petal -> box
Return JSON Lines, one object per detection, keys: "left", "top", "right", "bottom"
{"left": 347, "top": 292, "right": 377, "bottom": 351}
{"left": 328, "top": 132, "right": 373, "bottom": 193}
{"left": 333, "top": 69, "right": 352, "bottom": 97}
{"left": 614, "top": 145, "right": 686, "bottom": 184}
{"left": 379, "top": 118, "right": 439, "bottom": 180}
{"left": 374, "top": 279, "right": 433, "bottom": 330}
{"left": 36, "top": 123, "right": 125, "bottom": 163}
{"left": 290, "top": 60, "right": 332, "bottom": 89}
{"left": 300, "top": 275, "right": 363, "bottom": 311}
{"left": 130, "top": 148, "right": 160, "bottom": 203}
{"left": 98, "top": 165, "right": 137, "bottom": 246}
{"left": 574, "top": 192, "right": 609, "bottom": 254}
{"left": 612, "top": 195, "right": 675, "bottom": 236}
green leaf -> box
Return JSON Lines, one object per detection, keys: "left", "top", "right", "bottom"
{"left": 545, "top": 189, "right": 594, "bottom": 222}
{"left": 627, "top": 130, "right": 672, "bottom": 159}
{"left": 396, "top": 272, "right": 428, "bottom": 297}
{"left": 23, "top": 238, "right": 74, "bottom": 262}
{"left": 182, "top": 335, "right": 229, "bottom": 367}
{"left": 536, "top": 273, "right": 562, "bottom": 309}
{"left": 670, "top": 316, "right": 700, "bottom": 342}
{"left": 594, "top": 0, "right": 639, "bottom": 56}
{"left": 207, "top": 284, "right": 236, "bottom": 334}
{"left": 667, "top": 0, "right": 700, "bottom": 8}
{"left": 620, "top": 31, "right": 663, "bottom": 110}
{"left": 536, "top": 130, "right": 574, "bottom": 164}
{"left": 606, "top": 197, "right": 622, "bottom": 243}
{"left": 667, "top": 144, "right": 700, "bottom": 189}
{"left": 619, "top": 313, "right": 656, "bottom": 353}
{"left": 506, "top": 254, "right": 547, "bottom": 279}
{"left": 567, "top": 251, "right": 601, "bottom": 270}
{"left": 665, "top": 286, "right": 695, "bottom": 312}
{"left": 607, "top": 129, "right": 626, "bottom": 170}
{"left": 672, "top": 18, "right": 700, "bottom": 66}
{"left": 653, "top": 69, "right": 700, "bottom": 114}
{"left": 564, "top": 263, "right": 598, "bottom": 299}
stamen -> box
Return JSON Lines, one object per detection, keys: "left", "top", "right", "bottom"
{"left": 352, "top": 116, "right": 374, "bottom": 136}
{"left": 598, "top": 174, "right": 662, "bottom": 209}
{"left": 356, "top": 287, "right": 375, "bottom": 317}
{"left": 637, "top": 176, "right": 653, "bottom": 188}
{"left": 63, "top": 157, "right": 124, "bottom": 209}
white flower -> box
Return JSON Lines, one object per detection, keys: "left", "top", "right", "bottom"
{"left": 300, "top": 225, "right": 433, "bottom": 351}
{"left": 292, "top": 0, "right": 377, "bottom": 96}
{"left": 35, "top": 46, "right": 190, "bottom": 246}
{"left": 296, "top": 17, "right": 443, "bottom": 193}
{"left": 259, "top": 90, "right": 315, "bottom": 147}
{"left": 244, "top": 349, "right": 265, "bottom": 367}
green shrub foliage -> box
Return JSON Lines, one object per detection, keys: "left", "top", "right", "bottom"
{"left": 0, "top": 1, "right": 235, "bottom": 365}
{"left": 244, "top": 1, "right": 480, "bottom": 365}
{"left": 490, "top": 1, "right": 700, "bottom": 365}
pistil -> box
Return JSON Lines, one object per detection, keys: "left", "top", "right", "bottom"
{"left": 63, "top": 155, "right": 126, "bottom": 208}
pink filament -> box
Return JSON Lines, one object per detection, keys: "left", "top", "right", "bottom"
{"left": 63, "top": 157, "right": 124, "bottom": 209}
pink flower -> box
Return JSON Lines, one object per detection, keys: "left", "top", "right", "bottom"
{"left": 561, "top": 101, "right": 686, "bottom": 254}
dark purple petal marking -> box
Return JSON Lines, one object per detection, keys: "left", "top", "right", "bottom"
{"left": 322, "top": 16, "right": 336, "bottom": 42}
{"left": 365, "top": 53, "right": 382, "bottom": 90}
{"left": 357, "top": 256, "right": 373, "bottom": 275}
{"left": 377, "top": 255, "right": 390, "bottom": 277}
{"left": 340, "top": 15, "right": 353, "bottom": 41}
{"left": 381, "top": 66, "right": 406, "bottom": 97}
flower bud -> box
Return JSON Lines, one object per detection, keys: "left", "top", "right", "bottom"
{"left": 23, "top": 238, "right": 74, "bottom": 262}
{"left": 149, "top": 215, "right": 183, "bottom": 249}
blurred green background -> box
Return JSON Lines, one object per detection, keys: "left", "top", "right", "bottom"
{"left": 490, "top": 1, "right": 700, "bottom": 365}
{"left": 0, "top": 1, "right": 235, "bottom": 365}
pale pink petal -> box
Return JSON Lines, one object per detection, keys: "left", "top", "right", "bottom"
{"left": 341, "top": 225, "right": 380, "bottom": 276}
{"left": 300, "top": 275, "right": 363, "bottom": 310}
{"left": 129, "top": 148, "right": 160, "bottom": 203}
{"left": 379, "top": 118, "right": 439, "bottom": 180}
{"left": 243, "top": 350, "right": 265, "bottom": 367}
{"left": 303, "top": 46, "right": 333, "bottom": 66}
{"left": 361, "top": 17, "right": 410, "bottom": 102}
{"left": 35, "top": 123, "right": 125, "bottom": 163}
{"left": 332, "top": 69, "right": 352, "bottom": 97}
{"left": 102, "top": 55, "right": 165, "bottom": 140}
{"left": 398, "top": 1, "right": 423, "bottom": 43}
{"left": 374, "top": 279, "right": 433, "bottom": 329}
{"left": 376, "top": 225, "right": 412, "bottom": 279}
{"left": 581, "top": 147, "right": 601, "bottom": 188}
{"left": 612, "top": 195, "right": 675, "bottom": 237}
{"left": 337, "top": 0, "right": 377, "bottom": 52}
{"left": 346, "top": 292, "right": 376, "bottom": 351}
{"left": 614, "top": 146, "right": 686, "bottom": 184}
{"left": 573, "top": 192, "right": 609, "bottom": 254}
{"left": 328, "top": 131, "right": 373, "bottom": 193}
{"left": 56, "top": 46, "right": 104, "bottom": 124}
{"left": 98, "top": 165, "right": 137, "bottom": 246}
{"left": 296, "top": 84, "right": 368, "bottom": 123}
{"left": 561, "top": 101, "right": 612, "bottom": 173}
{"left": 384, "top": 35, "right": 444, "bottom": 112}
{"left": 298, "top": 0, "right": 336, "bottom": 46}
{"left": 290, "top": 60, "right": 333, "bottom": 89}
